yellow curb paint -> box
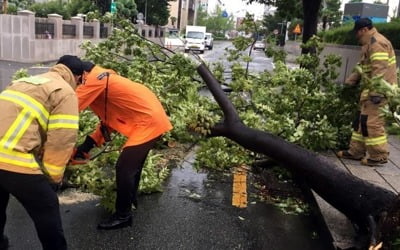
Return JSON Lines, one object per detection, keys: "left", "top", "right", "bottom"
{"left": 232, "top": 165, "right": 249, "bottom": 208}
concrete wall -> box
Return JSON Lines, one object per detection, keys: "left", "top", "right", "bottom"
{"left": 0, "top": 12, "right": 108, "bottom": 63}
{"left": 284, "top": 41, "right": 400, "bottom": 83}
{"left": 0, "top": 12, "right": 169, "bottom": 63}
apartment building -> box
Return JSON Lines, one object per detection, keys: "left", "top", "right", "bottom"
{"left": 168, "top": 0, "right": 207, "bottom": 31}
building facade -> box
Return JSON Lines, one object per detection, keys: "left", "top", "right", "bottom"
{"left": 168, "top": 0, "right": 206, "bottom": 32}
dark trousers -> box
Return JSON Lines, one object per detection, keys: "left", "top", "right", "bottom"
{"left": 0, "top": 170, "right": 67, "bottom": 250}
{"left": 115, "top": 137, "right": 159, "bottom": 216}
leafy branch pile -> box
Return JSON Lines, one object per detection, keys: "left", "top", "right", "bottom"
{"left": 9, "top": 19, "right": 361, "bottom": 211}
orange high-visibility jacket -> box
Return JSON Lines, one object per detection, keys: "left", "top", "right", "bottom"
{"left": 77, "top": 65, "right": 172, "bottom": 147}
{"left": 0, "top": 64, "right": 79, "bottom": 183}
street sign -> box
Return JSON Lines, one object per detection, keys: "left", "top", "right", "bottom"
{"left": 293, "top": 24, "right": 301, "bottom": 34}
{"left": 110, "top": 1, "right": 117, "bottom": 14}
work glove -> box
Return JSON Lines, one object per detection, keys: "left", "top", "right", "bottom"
{"left": 70, "top": 136, "right": 96, "bottom": 165}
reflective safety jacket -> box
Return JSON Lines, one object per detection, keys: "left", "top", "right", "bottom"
{"left": 0, "top": 64, "right": 79, "bottom": 183}
{"left": 346, "top": 27, "right": 398, "bottom": 101}
{"left": 77, "top": 65, "right": 172, "bottom": 147}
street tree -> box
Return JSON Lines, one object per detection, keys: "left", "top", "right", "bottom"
{"left": 321, "top": 0, "right": 342, "bottom": 30}
{"left": 195, "top": 5, "right": 208, "bottom": 26}
{"left": 67, "top": 0, "right": 98, "bottom": 18}
{"left": 200, "top": 5, "right": 234, "bottom": 38}
{"left": 5, "top": 0, "right": 34, "bottom": 13}
{"left": 247, "top": 0, "right": 322, "bottom": 54}
{"left": 115, "top": 0, "right": 138, "bottom": 22}
{"left": 29, "top": 1, "right": 70, "bottom": 18}
{"left": 135, "top": 0, "right": 171, "bottom": 26}
{"left": 274, "top": 0, "right": 303, "bottom": 21}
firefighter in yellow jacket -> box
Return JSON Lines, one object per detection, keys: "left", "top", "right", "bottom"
{"left": 338, "top": 18, "right": 398, "bottom": 166}
{"left": 0, "top": 60, "right": 85, "bottom": 249}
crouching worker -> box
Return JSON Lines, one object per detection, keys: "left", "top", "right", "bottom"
{"left": 61, "top": 55, "right": 173, "bottom": 230}
{"left": 0, "top": 61, "right": 81, "bottom": 249}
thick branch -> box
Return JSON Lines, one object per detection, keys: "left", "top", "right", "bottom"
{"left": 197, "top": 63, "right": 397, "bottom": 229}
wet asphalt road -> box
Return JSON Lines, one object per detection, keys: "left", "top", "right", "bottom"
{"left": 1, "top": 42, "right": 333, "bottom": 249}
{"left": 4, "top": 150, "right": 332, "bottom": 249}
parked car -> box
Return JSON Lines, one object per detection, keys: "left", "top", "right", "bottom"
{"left": 253, "top": 40, "right": 265, "bottom": 51}
{"left": 205, "top": 32, "right": 213, "bottom": 50}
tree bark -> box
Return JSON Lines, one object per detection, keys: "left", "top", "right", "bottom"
{"left": 197, "top": 63, "right": 398, "bottom": 244}
{"left": 301, "top": 0, "right": 321, "bottom": 54}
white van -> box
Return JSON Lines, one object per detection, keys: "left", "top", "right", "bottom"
{"left": 184, "top": 26, "right": 206, "bottom": 53}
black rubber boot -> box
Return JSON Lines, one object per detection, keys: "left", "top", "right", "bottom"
{"left": 0, "top": 235, "right": 9, "bottom": 250}
{"left": 97, "top": 213, "right": 132, "bottom": 230}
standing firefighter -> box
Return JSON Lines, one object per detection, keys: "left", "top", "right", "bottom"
{"left": 65, "top": 55, "right": 173, "bottom": 230}
{"left": 338, "top": 18, "right": 398, "bottom": 166}
{"left": 0, "top": 62, "right": 83, "bottom": 249}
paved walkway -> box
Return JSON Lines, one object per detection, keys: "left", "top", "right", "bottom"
{"left": 314, "top": 135, "right": 400, "bottom": 249}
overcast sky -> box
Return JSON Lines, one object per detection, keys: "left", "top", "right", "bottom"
{"left": 207, "top": 0, "right": 266, "bottom": 19}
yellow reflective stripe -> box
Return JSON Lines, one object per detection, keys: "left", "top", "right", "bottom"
{"left": 48, "top": 114, "right": 79, "bottom": 130}
{"left": 0, "top": 148, "right": 39, "bottom": 168}
{"left": 365, "top": 135, "right": 387, "bottom": 146}
{"left": 0, "top": 109, "right": 35, "bottom": 149}
{"left": 43, "top": 162, "right": 65, "bottom": 176}
{"left": 388, "top": 56, "right": 396, "bottom": 65}
{"left": 0, "top": 90, "right": 49, "bottom": 129}
{"left": 351, "top": 132, "right": 364, "bottom": 142}
{"left": 370, "top": 52, "right": 389, "bottom": 61}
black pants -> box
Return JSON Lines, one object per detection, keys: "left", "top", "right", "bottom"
{"left": 0, "top": 170, "right": 67, "bottom": 250}
{"left": 115, "top": 137, "right": 159, "bottom": 216}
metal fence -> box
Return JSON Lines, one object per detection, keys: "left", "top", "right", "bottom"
{"left": 35, "top": 21, "right": 54, "bottom": 39}
{"left": 83, "top": 25, "right": 94, "bottom": 38}
{"left": 100, "top": 24, "right": 108, "bottom": 38}
{"left": 62, "top": 24, "right": 76, "bottom": 39}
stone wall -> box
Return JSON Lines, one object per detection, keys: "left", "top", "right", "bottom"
{"left": 284, "top": 40, "right": 400, "bottom": 83}
{"left": 0, "top": 11, "right": 108, "bottom": 63}
{"left": 0, "top": 11, "right": 170, "bottom": 63}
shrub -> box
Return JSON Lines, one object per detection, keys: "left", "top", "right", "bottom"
{"left": 320, "top": 22, "right": 400, "bottom": 50}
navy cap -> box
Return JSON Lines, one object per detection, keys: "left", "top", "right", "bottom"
{"left": 57, "top": 55, "right": 94, "bottom": 76}
{"left": 353, "top": 18, "right": 373, "bottom": 32}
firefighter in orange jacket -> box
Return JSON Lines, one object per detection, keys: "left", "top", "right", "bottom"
{"left": 337, "top": 18, "right": 398, "bottom": 166}
{"left": 65, "top": 56, "right": 173, "bottom": 230}
{"left": 0, "top": 61, "right": 82, "bottom": 249}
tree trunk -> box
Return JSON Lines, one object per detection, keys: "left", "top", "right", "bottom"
{"left": 301, "top": 0, "right": 321, "bottom": 54}
{"left": 197, "top": 63, "right": 399, "bottom": 247}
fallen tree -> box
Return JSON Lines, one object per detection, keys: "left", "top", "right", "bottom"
{"left": 197, "top": 63, "right": 400, "bottom": 249}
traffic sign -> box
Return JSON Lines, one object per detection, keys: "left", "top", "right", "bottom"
{"left": 110, "top": 1, "right": 117, "bottom": 13}
{"left": 222, "top": 10, "right": 228, "bottom": 18}
{"left": 293, "top": 24, "right": 301, "bottom": 34}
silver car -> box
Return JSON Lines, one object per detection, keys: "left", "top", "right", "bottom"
{"left": 253, "top": 40, "right": 265, "bottom": 51}
{"left": 205, "top": 33, "right": 214, "bottom": 50}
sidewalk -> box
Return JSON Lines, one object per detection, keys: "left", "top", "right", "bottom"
{"left": 314, "top": 135, "right": 400, "bottom": 249}
{"left": 282, "top": 41, "right": 400, "bottom": 249}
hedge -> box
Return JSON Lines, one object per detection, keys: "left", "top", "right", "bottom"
{"left": 320, "top": 22, "right": 400, "bottom": 50}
